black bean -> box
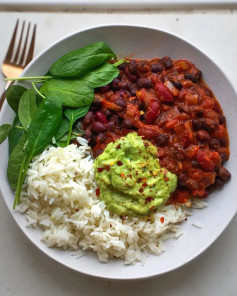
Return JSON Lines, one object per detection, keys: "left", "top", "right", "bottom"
{"left": 218, "top": 166, "right": 231, "bottom": 181}
{"left": 110, "top": 115, "right": 119, "bottom": 125}
{"left": 104, "top": 109, "right": 113, "bottom": 118}
{"left": 82, "top": 111, "right": 94, "bottom": 126}
{"left": 128, "top": 60, "right": 137, "bottom": 74}
{"left": 107, "top": 121, "right": 115, "bottom": 131}
{"left": 178, "top": 104, "right": 189, "bottom": 114}
{"left": 191, "top": 160, "right": 199, "bottom": 168}
{"left": 179, "top": 174, "right": 187, "bottom": 186}
{"left": 118, "top": 62, "right": 127, "bottom": 70}
{"left": 161, "top": 56, "right": 173, "bottom": 68}
{"left": 220, "top": 153, "right": 228, "bottom": 163}
{"left": 111, "top": 78, "right": 122, "bottom": 91}
{"left": 125, "top": 68, "right": 138, "bottom": 82}
{"left": 84, "top": 129, "right": 92, "bottom": 142}
{"left": 137, "top": 78, "right": 152, "bottom": 89}
{"left": 123, "top": 118, "right": 133, "bottom": 129}
{"left": 220, "top": 138, "right": 227, "bottom": 147}
{"left": 192, "top": 118, "right": 217, "bottom": 132}
{"left": 218, "top": 115, "right": 226, "bottom": 125}
{"left": 115, "top": 98, "right": 126, "bottom": 109}
{"left": 155, "top": 134, "right": 169, "bottom": 146}
{"left": 184, "top": 73, "right": 197, "bottom": 83}
{"left": 151, "top": 63, "right": 163, "bottom": 73}
{"left": 90, "top": 99, "right": 102, "bottom": 111}
{"left": 92, "top": 122, "right": 106, "bottom": 133}
{"left": 215, "top": 177, "right": 225, "bottom": 188}
{"left": 195, "top": 70, "right": 202, "bottom": 80}
{"left": 170, "top": 80, "right": 183, "bottom": 90}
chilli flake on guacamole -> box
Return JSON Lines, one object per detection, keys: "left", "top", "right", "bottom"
{"left": 94, "top": 133, "right": 177, "bottom": 216}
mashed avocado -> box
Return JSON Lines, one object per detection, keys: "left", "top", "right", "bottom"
{"left": 94, "top": 133, "right": 177, "bottom": 216}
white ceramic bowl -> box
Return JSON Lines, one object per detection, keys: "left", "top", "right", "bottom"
{"left": 0, "top": 25, "right": 237, "bottom": 280}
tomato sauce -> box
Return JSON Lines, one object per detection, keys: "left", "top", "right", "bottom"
{"left": 82, "top": 57, "right": 231, "bottom": 203}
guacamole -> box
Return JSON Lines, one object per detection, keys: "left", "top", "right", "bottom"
{"left": 94, "top": 133, "right": 177, "bottom": 216}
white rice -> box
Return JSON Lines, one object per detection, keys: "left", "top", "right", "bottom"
{"left": 16, "top": 139, "right": 206, "bottom": 265}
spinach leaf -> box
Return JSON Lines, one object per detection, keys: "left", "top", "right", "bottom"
{"left": 40, "top": 79, "right": 94, "bottom": 107}
{"left": 0, "top": 124, "right": 11, "bottom": 144}
{"left": 5, "top": 85, "right": 27, "bottom": 113}
{"left": 64, "top": 106, "right": 89, "bottom": 145}
{"left": 7, "top": 132, "right": 27, "bottom": 190}
{"left": 8, "top": 116, "right": 24, "bottom": 154}
{"left": 81, "top": 63, "right": 119, "bottom": 88}
{"left": 13, "top": 98, "right": 62, "bottom": 208}
{"left": 55, "top": 117, "right": 70, "bottom": 140}
{"left": 26, "top": 98, "right": 62, "bottom": 157}
{"left": 18, "top": 89, "right": 37, "bottom": 130}
{"left": 49, "top": 41, "right": 116, "bottom": 78}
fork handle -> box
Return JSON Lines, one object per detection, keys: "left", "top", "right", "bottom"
{"left": 0, "top": 81, "right": 14, "bottom": 111}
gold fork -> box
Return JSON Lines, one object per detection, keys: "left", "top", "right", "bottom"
{"left": 0, "top": 19, "right": 37, "bottom": 111}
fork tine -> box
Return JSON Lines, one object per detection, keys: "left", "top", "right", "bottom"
{"left": 5, "top": 19, "right": 19, "bottom": 62}
{"left": 25, "top": 24, "right": 36, "bottom": 66}
{"left": 19, "top": 22, "right": 30, "bottom": 66}
{"left": 13, "top": 21, "right": 25, "bottom": 64}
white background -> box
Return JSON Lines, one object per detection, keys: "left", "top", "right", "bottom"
{"left": 0, "top": 10, "right": 237, "bottom": 296}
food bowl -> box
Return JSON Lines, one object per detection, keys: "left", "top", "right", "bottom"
{"left": 0, "top": 25, "right": 236, "bottom": 280}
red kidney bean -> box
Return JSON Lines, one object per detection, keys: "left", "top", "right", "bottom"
{"left": 118, "top": 62, "right": 127, "bottom": 70}
{"left": 123, "top": 118, "right": 133, "bottom": 128}
{"left": 97, "top": 133, "right": 107, "bottom": 143}
{"left": 138, "top": 60, "right": 150, "bottom": 73}
{"left": 155, "top": 82, "right": 174, "bottom": 103}
{"left": 125, "top": 67, "right": 138, "bottom": 82}
{"left": 184, "top": 73, "right": 197, "bottom": 83}
{"left": 98, "top": 84, "right": 111, "bottom": 92}
{"left": 128, "top": 60, "right": 137, "bottom": 74}
{"left": 115, "top": 98, "right": 126, "bottom": 109}
{"left": 137, "top": 78, "right": 152, "bottom": 89}
{"left": 161, "top": 56, "right": 173, "bottom": 68}
{"left": 151, "top": 63, "right": 163, "bottom": 73}
{"left": 90, "top": 99, "right": 102, "bottom": 111}
{"left": 84, "top": 129, "right": 92, "bottom": 141}
{"left": 95, "top": 111, "right": 108, "bottom": 124}
{"left": 82, "top": 111, "right": 94, "bottom": 126}
{"left": 92, "top": 121, "right": 106, "bottom": 133}
{"left": 197, "top": 130, "right": 210, "bottom": 142}
{"left": 146, "top": 101, "right": 160, "bottom": 124}
{"left": 218, "top": 166, "right": 231, "bottom": 181}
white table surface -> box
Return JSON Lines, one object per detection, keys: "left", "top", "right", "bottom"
{"left": 0, "top": 10, "right": 237, "bottom": 296}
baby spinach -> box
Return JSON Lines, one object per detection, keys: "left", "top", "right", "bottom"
{"left": 18, "top": 89, "right": 37, "bottom": 130}
{"left": 7, "top": 133, "right": 27, "bottom": 190}
{"left": 0, "top": 124, "right": 11, "bottom": 144}
{"left": 81, "top": 63, "right": 119, "bottom": 88}
{"left": 55, "top": 117, "right": 70, "bottom": 140}
{"left": 64, "top": 106, "right": 90, "bottom": 145}
{"left": 8, "top": 116, "right": 24, "bottom": 154}
{"left": 5, "top": 85, "right": 27, "bottom": 113}
{"left": 40, "top": 79, "right": 94, "bottom": 107}
{"left": 49, "top": 41, "right": 116, "bottom": 78}
{"left": 13, "top": 98, "right": 62, "bottom": 208}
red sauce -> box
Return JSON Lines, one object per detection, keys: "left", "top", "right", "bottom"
{"left": 82, "top": 57, "right": 231, "bottom": 203}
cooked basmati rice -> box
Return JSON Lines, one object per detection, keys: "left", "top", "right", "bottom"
{"left": 16, "top": 139, "right": 205, "bottom": 264}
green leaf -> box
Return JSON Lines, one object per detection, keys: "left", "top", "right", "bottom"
{"left": 55, "top": 117, "right": 70, "bottom": 140}
{"left": 64, "top": 106, "right": 90, "bottom": 125}
{"left": 49, "top": 41, "right": 116, "bottom": 78}
{"left": 81, "top": 63, "right": 119, "bottom": 88}
{"left": 0, "top": 124, "right": 11, "bottom": 144}
{"left": 18, "top": 89, "right": 37, "bottom": 130}
{"left": 26, "top": 98, "right": 62, "bottom": 158}
{"left": 7, "top": 132, "right": 27, "bottom": 190}
{"left": 40, "top": 79, "right": 94, "bottom": 107}
{"left": 8, "top": 116, "right": 24, "bottom": 154}
{"left": 5, "top": 85, "right": 27, "bottom": 113}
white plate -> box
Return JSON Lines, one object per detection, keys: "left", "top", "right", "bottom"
{"left": 0, "top": 25, "right": 236, "bottom": 280}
